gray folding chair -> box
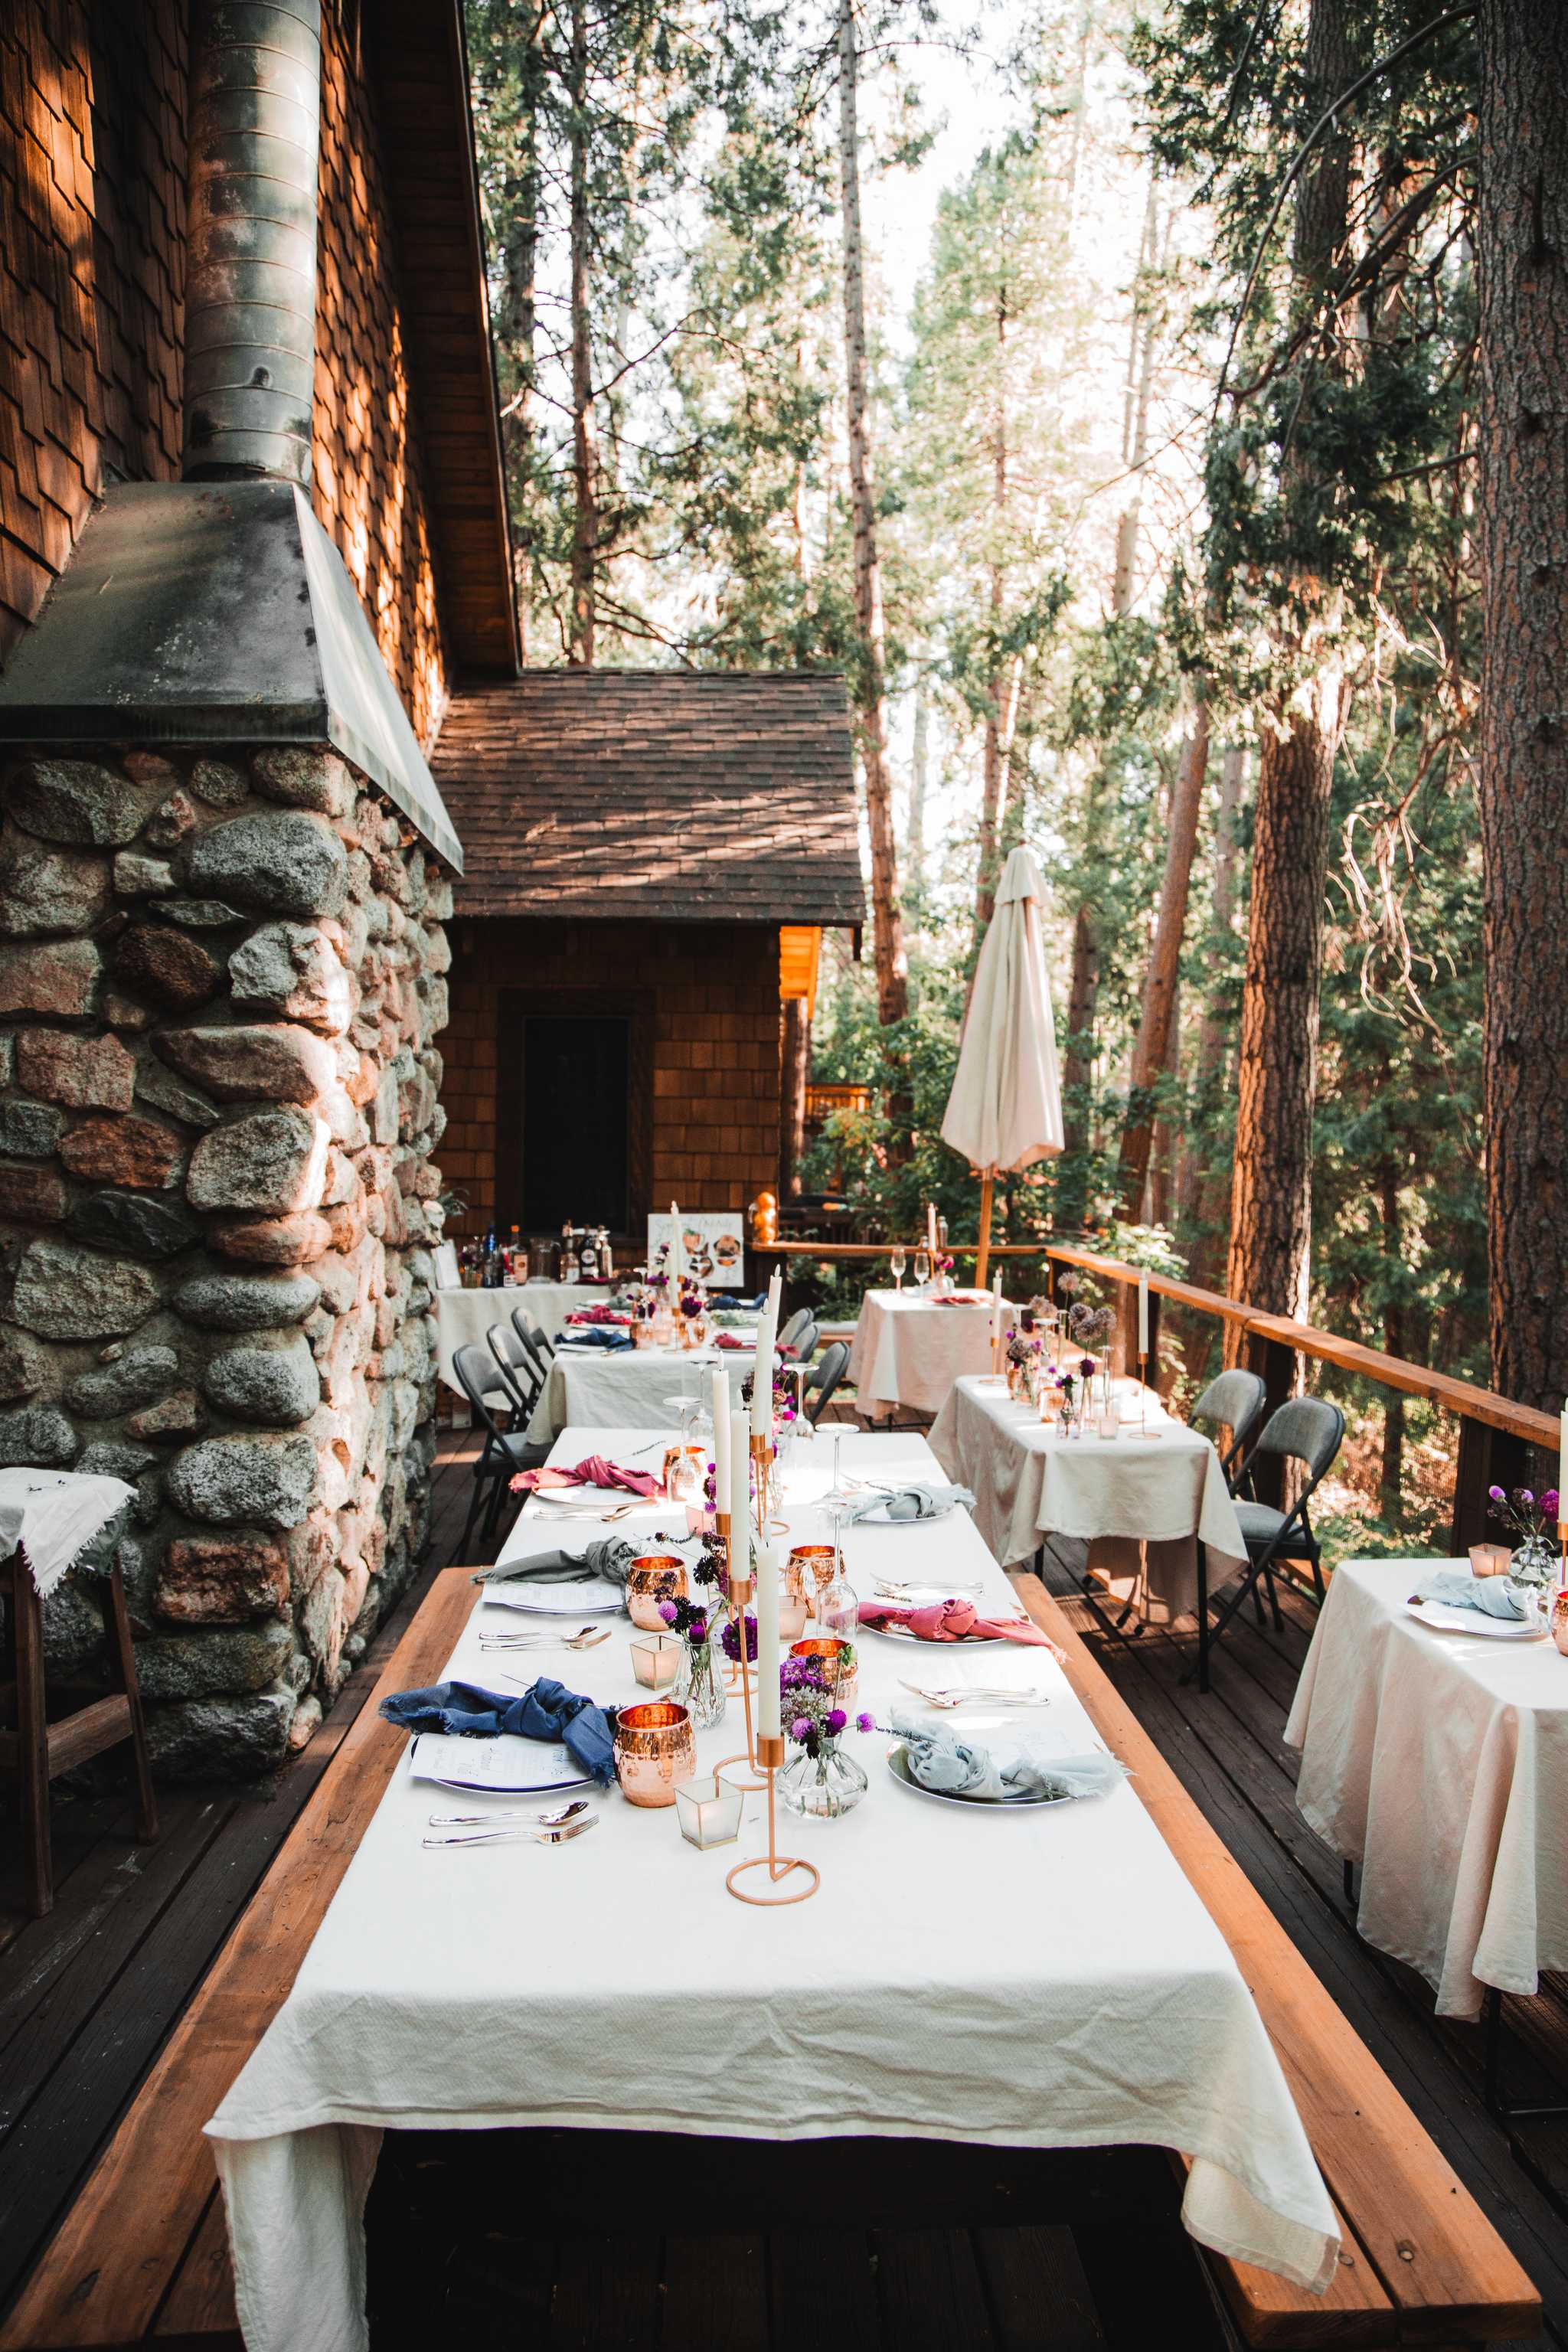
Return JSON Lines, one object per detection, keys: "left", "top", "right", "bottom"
{"left": 451, "top": 1343, "right": 551, "bottom": 1563}
{"left": 488, "top": 1321, "right": 544, "bottom": 1433}
{"left": 1187, "top": 1396, "right": 1345, "bottom": 1692}
{"left": 782, "top": 1315, "right": 820, "bottom": 1365}
{"left": 779, "top": 1306, "right": 813, "bottom": 1350}
{"left": 803, "top": 1340, "right": 849, "bottom": 1427}
{"left": 1191, "top": 1367, "right": 1268, "bottom": 1491}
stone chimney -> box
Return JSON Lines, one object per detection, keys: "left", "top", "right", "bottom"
{"left": 0, "top": 0, "right": 460, "bottom": 1775}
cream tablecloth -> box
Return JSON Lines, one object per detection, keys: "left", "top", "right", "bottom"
{"left": 848, "top": 1289, "right": 1004, "bottom": 1416}
{"left": 543, "top": 1344, "right": 755, "bottom": 1439}
{"left": 1285, "top": 1557, "right": 1568, "bottom": 2020}
{"left": 207, "top": 1423, "right": 1337, "bottom": 2351}
{"left": 433, "top": 1282, "right": 599, "bottom": 1389}
{"left": 929, "top": 1373, "right": 1246, "bottom": 1621}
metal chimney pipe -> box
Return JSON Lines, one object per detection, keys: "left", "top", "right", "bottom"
{"left": 182, "top": 0, "right": 322, "bottom": 485}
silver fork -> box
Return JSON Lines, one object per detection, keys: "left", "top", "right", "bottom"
{"left": 427, "top": 1798, "right": 591, "bottom": 1829}
{"left": 423, "top": 1813, "right": 599, "bottom": 1851}
{"left": 875, "top": 1578, "right": 985, "bottom": 1600}
{"left": 899, "top": 1680, "right": 1052, "bottom": 1709}
{"left": 479, "top": 1625, "right": 611, "bottom": 1651}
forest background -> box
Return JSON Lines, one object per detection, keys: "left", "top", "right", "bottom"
{"left": 463, "top": 0, "right": 1568, "bottom": 1557}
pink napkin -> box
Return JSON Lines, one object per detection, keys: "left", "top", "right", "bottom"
{"left": 933, "top": 1292, "right": 990, "bottom": 1308}
{"left": 714, "top": 1331, "right": 748, "bottom": 1350}
{"left": 511, "top": 1455, "right": 662, "bottom": 1498}
{"left": 566, "top": 1307, "right": 632, "bottom": 1326}
{"left": 858, "top": 1595, "right": 1064, "bottom": 1651}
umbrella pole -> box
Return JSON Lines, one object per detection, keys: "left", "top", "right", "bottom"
{"left": 975, "top": 1168, "right": 995, "bottom": 1288}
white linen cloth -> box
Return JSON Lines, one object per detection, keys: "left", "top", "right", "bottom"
{"left": 848, "top": 1289, "right": 1001, "bottom": 1416}
{"left": 1285, "top": 1557, "right": 1568, "bottom": 2020}
{"left": 940, "top": 844, "right": 1064, "bottom": 1174}
{"left": 433, "top": 1282, "right": 599, "bottom": 1390}
{"left": 0, "top": 1467, "right": 135, "bottom": 1599}
{"left": 542, "top": 1344, "right": 752, "bottom": 1439}
{"left": 207, "top": 1422, "right": 1338, "bottom": 2351}
{"left": 929, "top": 1374, "right": 1246, "bottom": 1620}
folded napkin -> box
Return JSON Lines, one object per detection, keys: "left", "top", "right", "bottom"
{"left": 556, "top": 1327, "right": 633, "bottom": 1351}
{"left": 473, "top": 1537, "right": 636, "bottom": 1589}
{"left": 714, "top": 1331, "right": 750, "bottom": 1350}
{"left": 1411, "top": 1569, "right": 1529, "bottom": 1620}
{"left": 512, "top": 1456, "right": 662, "bottom": 1498}
{"left": 379, "top": 1674, "right": 616, "bottom": 1782}
{"left": 858, "top": 1595, "right": 1063, "bottom": 1649}
{"left": 890, "top": 1713, "right": 1126, "bottom": 1804}
{"left": 566, "top": 1307, "right": 633, "bottom": 1327}
{"left": 845, "top": 1480, "right": 974, "bottom": 1523}
{"left": 933, "top": 1292, "right": 990, "bottom": 1308}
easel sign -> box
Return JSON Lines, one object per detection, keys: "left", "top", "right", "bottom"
{"left": 647, "top": 1210, "right": 745, "bottom": 1289}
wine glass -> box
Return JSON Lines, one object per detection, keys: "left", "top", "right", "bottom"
{"left": 913, "top": 1247, "right": 932, "bottom": 1291}
{"left": 890, "top": 1244, "right": 906, "bottom": 1293}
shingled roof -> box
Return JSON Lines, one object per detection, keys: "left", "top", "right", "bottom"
{"left": 430, "top": 671, "right": 865, "bottom": 926}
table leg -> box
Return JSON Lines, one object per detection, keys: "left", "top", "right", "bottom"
{"left": 13, "top": 1560, "right": 52, "bottom": 1914}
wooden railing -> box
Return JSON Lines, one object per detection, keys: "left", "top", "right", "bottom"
{"left": 756, "top": 1233, "right": 1555, "bottom": 1550}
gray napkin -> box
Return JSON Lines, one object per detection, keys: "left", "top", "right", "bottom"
{"left": 890, "top": 1713, "right": 1127, "bottom": 1804}
{"left": 1412, "top": 1569, "right": 1528, "bottom": 1620}
{"left": 473, "top": 1537, "right": 636, "bottom": 1589}
{"left": 847, "top": 1481, "right": 975, "bottom": 1523}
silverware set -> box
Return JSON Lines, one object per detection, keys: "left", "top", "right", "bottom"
{"left": 898, "top": 1678, "right": 1052, "bottom": 1710}
{"left": 478, "top": 1625, "right": 612, "bottom": 1652}
{"left": 423, "top": 1798, "right": 599, "bottom": 1850}
{"left": 874, "top": 1577, "right": 985, "bottom": 1601}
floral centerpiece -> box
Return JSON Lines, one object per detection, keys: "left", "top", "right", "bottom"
{"left": 777, "top": 1652, "right": 874, "bottom": 1818}
{"left": 1486, "top": 1484, "right": 1561, "bottom": 1592}
{"left": 658, "top": 1591, "right": 725, "bottom": 1727}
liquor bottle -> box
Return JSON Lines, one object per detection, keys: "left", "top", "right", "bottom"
{"left": 559, "top": 1220, "right": 573, "bottom": 1282}
{"left": 508, "top": 1225, "right": 521, "bottom": 1285}
{"left": 597, "top": 1226, "right": 613, "bottom": 1279}
{"left": 578, "top": 1225, "right": 598, "bottom": 1279}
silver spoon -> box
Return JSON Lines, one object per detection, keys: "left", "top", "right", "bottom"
{"left": 423, "top": 1813, "right": 600, "bottom": 1851}
{"left": 479, "top": 1625, "right": 611, "bottom": 1651}
{"left": 427, "top": 1797, "right": 591, "bottom": 1829}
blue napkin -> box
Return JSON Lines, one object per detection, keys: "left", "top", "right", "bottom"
{"left": 556, "top": 1328, "right": 634, "bottom": 1351}
{"left": 379, "top": 1675, "right": 617, "bottom": 1782}
{"left": 890, "top": 1713, "right": 1127, "bottom": 1804}
{"left": 1411, "top": 1570, "right": 1528, "bottom": 1621}
{"left": 846, "top": 1480, "right": 974, "bottom": 1522}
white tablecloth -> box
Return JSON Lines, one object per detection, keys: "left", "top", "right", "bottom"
{"left": 0, "top": 1468, "right": 135, "bottom": 1598}
{"left": 433, "top": 1282, "right": 603, "bottom": 1390}
{"left": 543, "top": 1344, "right": 756, "bottom": 1439}
{"left": 1284, "top": 1557, "right": 1568, "bottom": 2020}
{"left": 848, "top": 1289, "right": 1003, "bottom": 1415}
{"left": 207, "top": 1423, "right": 1338, "bottom": 2351}
{"left": 929, "top": 1374, "right": 1246, "bottom": 1621}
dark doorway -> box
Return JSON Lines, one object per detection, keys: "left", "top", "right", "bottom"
{"left": 521, "top": 1014, "right": 631, "bottom": 1230}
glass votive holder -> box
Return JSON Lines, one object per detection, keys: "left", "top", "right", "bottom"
{"left": 629, "top": 1631, "right": 683, "bottom": 1690}
{"left": 1096, "top": 1408, "right": 1119, "bottom": 1441}
{"left": 674, "top": 1772, "right": 744, "bottom": 1849}
{"left": 1469, "top": 1542, "right": 1511, "bottom": 1578}
{"left": 778, "top": 1586, "right": 809, "bottom": 1641}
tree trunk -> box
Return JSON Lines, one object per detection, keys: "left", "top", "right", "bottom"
{"left": 837, "top": 0, "right": 906, "bottom": 1026}
{"left": 568, "top": 0, "right": 596, "bottom": 666}
{"left": 1379, "top": 1153, "right": 1405, "bottom": 1515}
{"left": 975, "top": 273, "right": 1010, "bottom": 936}
{"left": 908, "top": 679, "right": 928, "bottom": 890}
{"left": 1185, "top": 741, "right": 1247, "bottom": 1273}
{"left": 482, "top": 5, "right": 544, "bottom": 660}
{"left": 1150, "top": 974, "right": 1181, "bottom": 1230}
{"left": 1226, "top": 0, "right": 1357, "bottom": 1332}
{"left": 1475, "top": 0, "right": 1568, "bottom": 1412}
{"left": 1118, "top": 695, "right": 1208, "bottom": 1217}
{"left": 780, "top": 996, "right": 810, "bottom": 1201}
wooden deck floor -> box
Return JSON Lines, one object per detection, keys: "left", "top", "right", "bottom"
{"left": 2, "top": 1428, "right": 1566, "bottom": 2347}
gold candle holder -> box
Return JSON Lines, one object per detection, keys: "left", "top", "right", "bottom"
{"left": 790, "top": 1544, "right": 837, "bottom": 1622}
{"left": 714, "top": 1560, "right": 765, "bottom": 1790}
{"left": 613, "top": 1701, "right": 697, "bottom": 1808}
{"left": 750, "top": 1431, "right": 776, "bottom": 1535}
{"left": 727, "top": 1733, "right": 819, "bottom": 1906}
{"left": 626, "top": 1554, "right": 687, "bottom": 1631}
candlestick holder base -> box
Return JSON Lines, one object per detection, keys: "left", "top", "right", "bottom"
{"left": 727, "top": 1736, "right": 819, "bottom": 1906}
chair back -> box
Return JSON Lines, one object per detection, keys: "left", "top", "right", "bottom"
{"left": 452, "top": 1344, "right": 512, "bottom": 1448}
{"left": 1252, "top": 1396, "right": 1345, "bottom": 1486}
{"left": 488, "top": 1324, "right": 542, "bottom": 1423}
{"left": 779, "top": 1306, "right": 812, "bottom": 1348}
{"left": 1191, "top": 1367, "right": 1267, "bottom": 1478}
{"left": 509, "top": 1307, "right": 550, "bottom": 1380}
{"left": 786, "top": 1316, "right": 820, "bottom": 1364}
{"left": 804, "top": 1340, "right": 849, "bottom": 1428}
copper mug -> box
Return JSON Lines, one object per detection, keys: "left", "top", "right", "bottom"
{"left": 1552, "top": 1588, "right": 1568, "bottom": 1658}
{"left": 790, "top": 1544, "right": 837, "bottom": 1612}
{"left": 789, "top": 1635, "right": 857, "bottom": 1704}
{"left": 613, "top": 1700, "right": 697, "bottom": 1807}
{"left": 626, "top": 1554, "right": 688, "bottom": 1631}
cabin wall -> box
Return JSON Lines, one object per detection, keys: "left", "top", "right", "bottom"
{"left": 0, "top": 0, "right": 451, "bottom": 743}
{"left": 0, "top": 743, "right": 450, "bottom": 1776}
{"left": 439, "top": 919, "right": 783, "bottom": 1243}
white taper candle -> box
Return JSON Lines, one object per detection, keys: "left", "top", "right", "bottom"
{"left": 751, "top": 1303, "right": 776, "bottom": 1438}
{"left": 728, "top": 1408, "right": 750, "bottom": 1573}
{"left": 755, "top": 1537, "right": 781, "bottom": 1738}
{"left": 1138, "top": 1272, "right": 1149, "bottom": 1357}
{"left": 710, "top": 1365, "right": 730, "bottom": 1504}
{"left": 668, "top": 1202, "right": 681, "bottom": 1285}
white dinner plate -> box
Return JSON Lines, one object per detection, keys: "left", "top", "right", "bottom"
{"left": 1404, "top": 1599, "right": 1546, "bottom": 1641}
{"left": 530, "top": 1488, "right": 657, "bottom": 1510}
{"left": 884, "top": 1746, "right": 1070, "bottom": 1808}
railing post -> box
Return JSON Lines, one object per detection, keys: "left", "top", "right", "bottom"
{"left": 1245, "top": 1328, "right": 1296, "bottom": 1508}
{"left": 1451, "top": 1416, "right": 1536, "bottom": 1555}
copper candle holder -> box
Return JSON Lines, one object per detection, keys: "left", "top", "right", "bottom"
{"left": 750, "top": 1431, "right": 780, "bottom": 1534}
{"left": 626, "top": 1554, "right": 687, "bottom": 1631}
{"left": 727, "top": 1734, "right": 819, "bottom": 1907}
{"left": 613, "top": 1700, "right": 697, "bottom": 1808}
{"left": 790, "top": 1544, "right": 837, "bottom": 1619}
{"left": 714, "top": 1540, "right": 765, "bottom": 1789}
{"left": 789, "top": 1635, "right": 857, "bottom": 1704}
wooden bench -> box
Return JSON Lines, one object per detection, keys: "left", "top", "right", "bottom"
{"left": 0, "top": 1566, "right": 1540, "bottom": 2350}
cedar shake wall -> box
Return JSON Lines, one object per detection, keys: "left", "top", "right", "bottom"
{"left": 440, "top": 920, "right": 784, "bottom": 1239}
{"left": 1, "top": 0, "right": 451, "bottom": 746}
{"left": 0, "top": 1, "right": 187, "bottom": 662}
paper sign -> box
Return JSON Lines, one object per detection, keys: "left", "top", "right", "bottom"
{"left": 648, "top": 1210, "right": 744, "bottom": 1289}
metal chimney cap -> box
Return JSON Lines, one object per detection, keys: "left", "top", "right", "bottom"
{"left": 0, "top": 479, "right": 463, "bottom": 873}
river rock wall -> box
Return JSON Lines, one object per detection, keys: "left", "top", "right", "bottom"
{"left": 0, "top": 745, "right": 450, "bottom": 1775}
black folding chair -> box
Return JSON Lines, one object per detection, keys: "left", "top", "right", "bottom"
{"left": 509, "top": 1306, "right": 553, "bottom": 1382}
{"left": 1186, "top": 1396, "right": 1345, "bottom": 1692}
{"left": 487, "top": 1321, "right": 544, "bottom": 1433}
{"left": 782, "top": 1315, "right": 820, "bottom": 1366}
{"left": 803, "top": 1340, "right": 849, "bottom": 1427}
{"left": 779, "top": 1306, "right": 814, "bottom": 1350}
{"left": 1190, "top": 1367, "right": 1268, "bottom": 1491}
{"left": 451, "top": 1342, "right": 551, "bottom": 1563}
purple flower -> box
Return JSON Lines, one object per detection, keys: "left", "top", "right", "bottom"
{"left": 790, "top": 1715, "right": 812, "bottom": 1742}
{"left": 1079, "top": 1356, "right": 1096, "bottom": 1380}
{"left": 688, "top": 1613, "right": 707, "bottom": 1645}
{"left": 658, "top": 1599, "right": 678, "bottom": 1625}
{"left": 855, "top": 1711, "right": 874, "bottom": 1733}
{"left": 720, "top": 1612, "right": 758, "bottom": 1662}
{"left": 1544, "top": 1490, "right": 1561, "bottom": 1517}
{"left": 1488, "top": 1485, "right": 1507, "bottom": 1502}
{"left": 1517, "top": 1489, "right": 1535, "bottom": 1508}
{"left": 826, "top": 1707, "right": 847, "bottom": 1735}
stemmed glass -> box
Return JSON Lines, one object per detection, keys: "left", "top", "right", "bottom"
{"left": 913, "top": 1247, "right": 932, "bottom": 1291}
{"left": 890, "top": 1244, "right": 906, "bottom": 1293}
{"left": 821, "top": 1426, "right": 855, "bottom": 1509}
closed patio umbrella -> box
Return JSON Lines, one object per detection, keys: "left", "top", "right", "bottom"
{"left": 940, "top": 845, "right": 1064, "bottom": 1284}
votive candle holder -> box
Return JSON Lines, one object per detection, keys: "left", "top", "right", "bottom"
{"left": 789, "top": 1635, "right": 858, "bottom": 1704}
{"left": 626, "top": 1554, "right": 688, "bottom": 1631}
{"left": 612, "top": 1701, "right": 696, "bottom": 1808}
{"left": 674, "top": 1772, "right": 744, "bottom": 1849}
{"left": 629, "top": 1631, "right": 683, "bottom": 1690}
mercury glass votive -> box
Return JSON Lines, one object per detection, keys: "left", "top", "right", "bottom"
{"left": 629, "top": 1631, "right": 683, "bottom": 1689}
{"left": 674, "top": 1772, "right": 744, "bottom": 1849}
{"left": 626, "top": 1554, "right": 688, "bottom": 1630}
{"left": 612, "top": 1701, "right": 697, "bottom": 1808}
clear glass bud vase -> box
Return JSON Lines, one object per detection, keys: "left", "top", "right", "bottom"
{"left": 675, "top": 1636, "right": 726, "bottom": 1729}
{"left": 779, "top": 1739, "right": 867, "bottom": 1820}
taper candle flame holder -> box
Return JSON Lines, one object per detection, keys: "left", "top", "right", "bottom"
{"left": 727, "top": 1733, "right": 819, "bottom": 1906}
